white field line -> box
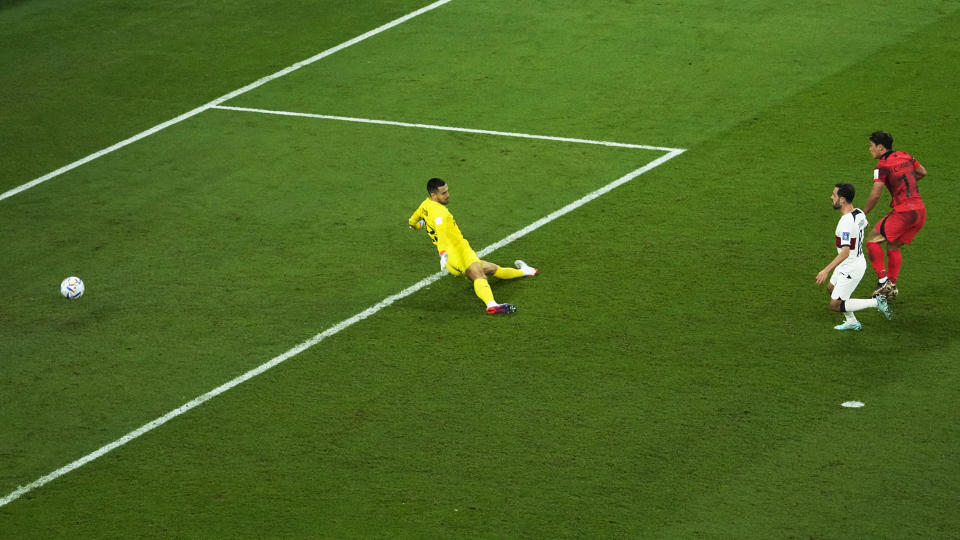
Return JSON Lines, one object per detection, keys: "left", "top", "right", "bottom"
{"left": 0, "top": 0, "right": 453, "bottom": 203}
{"left": 213, "top": 105, "right": 682, "bottom": 152}
{"left": 478, "top": 148, "right": 685, "bottom": 257}
{"left": 0, "top": 147, "right": 684, "bottom": 508}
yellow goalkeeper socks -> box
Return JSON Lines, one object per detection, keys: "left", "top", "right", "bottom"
{"left": 473, "top": 278, "right": 496, "bottom": 305}
{"left": 493, "top": 267, "right": 525, "bottom": 280}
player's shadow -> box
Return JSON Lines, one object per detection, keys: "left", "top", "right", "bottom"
{"left": 400, "top": 276, "right": 474, "bottom": 315}
{"left": 399, "top": 272, "right": 535, "bottom": 316}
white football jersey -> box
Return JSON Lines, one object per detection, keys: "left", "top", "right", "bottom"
{"left": 835, "top": 208, "right": 868, "bottom": 262}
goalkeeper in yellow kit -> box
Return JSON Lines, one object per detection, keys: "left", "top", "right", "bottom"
{"left": 408, "top": 177, "right": 538, "bottom": 314}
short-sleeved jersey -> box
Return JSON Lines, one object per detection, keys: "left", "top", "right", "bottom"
{"left": 875, "top": 150, "right": 925, "bottom": 211}
{"left": 835, "top": 208, "right": 868, "bottom": 267}
{"left": 408, "top": 198, "right": 470, "bottom": 255}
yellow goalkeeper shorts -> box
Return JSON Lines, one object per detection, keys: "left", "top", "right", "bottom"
{"left": 444, "top": 241, "right": 481, "bottom": 277}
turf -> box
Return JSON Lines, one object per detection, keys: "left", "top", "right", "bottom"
{"left": 2, "top": 0, "right": 959, "bottom": 537}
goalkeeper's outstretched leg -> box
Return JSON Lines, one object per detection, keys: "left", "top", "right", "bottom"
{"left": 464, "top": 260, "right": 537, "bottom": 315}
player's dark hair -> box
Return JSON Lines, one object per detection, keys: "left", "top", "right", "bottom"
{"left": 835, "top": 182, "right": 856, "bottom": 203}
{"left": 869, "top": 131, "right": 893, "bottom": 150}
{"left": 426, "top": 177, "right": 446, "bottom": 193}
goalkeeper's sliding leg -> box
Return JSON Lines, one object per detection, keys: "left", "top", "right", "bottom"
{"left": 463, "top": 260, "right": 538, "bottom": 315}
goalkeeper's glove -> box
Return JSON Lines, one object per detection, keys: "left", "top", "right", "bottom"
{"left": 410, "top": 218, "right": 424, "bottom": 231}
{"left": 439, "top": 250, "right": 448, "bottom": 271}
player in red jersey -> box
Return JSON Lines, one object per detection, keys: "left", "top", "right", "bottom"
{"left": 862, "top": 131, "right": 928, "bottom": 299}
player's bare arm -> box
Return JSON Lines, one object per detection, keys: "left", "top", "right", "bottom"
{"left": 816, "top": 246, "right": 851, "bottom": 284}
{"left": 863, "top": 182, "right": 886, "bottom": 215}
{"left": 915, "top": 163, "right": 928, "bottom": 180}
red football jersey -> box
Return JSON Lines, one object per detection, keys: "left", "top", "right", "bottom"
{"left": 875, "top": 151, "right": 925, "bottom": 211}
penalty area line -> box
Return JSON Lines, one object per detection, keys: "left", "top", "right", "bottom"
{"left": 0, "top": 148, "right": 684, "bottom": 509}
{"left": 0, "top": 0, "right": 453, "bottom": 203}
{"left": 212, "top": 105, "right": 682, "bottom": 152}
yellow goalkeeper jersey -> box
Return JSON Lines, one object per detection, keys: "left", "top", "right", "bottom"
{"left": 408, "top": 198, "right": 469, "bottom": 255}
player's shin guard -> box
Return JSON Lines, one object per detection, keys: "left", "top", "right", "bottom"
{"left": 866, "top": 242, "right": 886, "bottom": 280}
{"left": 493, "top": 267, "right": 524, "bottom": 280}
{"left": 473, "top": 278, "right": 496, "bottom": 305}
{"left": 887, "top": 249, "right": 902, "bottom": 283}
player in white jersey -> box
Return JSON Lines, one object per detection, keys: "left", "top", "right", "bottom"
{"left": 815, "top": 183, "right": 893, "bottom": 330}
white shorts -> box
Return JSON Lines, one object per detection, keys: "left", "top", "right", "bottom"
{"left": 830, "top": 260, "right": 866, "bottom": 300}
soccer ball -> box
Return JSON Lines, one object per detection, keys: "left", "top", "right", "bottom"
{"left": 60, "top": 276, "right": 85, "bottom": 299}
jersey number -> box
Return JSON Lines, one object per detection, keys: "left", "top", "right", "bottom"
{"left": 897, "top": 173, "right": 918, "bottom": 198}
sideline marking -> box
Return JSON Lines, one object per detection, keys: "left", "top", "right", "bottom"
{"left": 0, "top": 0, "right": 453, "bottom": 203}
{"left": 0, "top": 147, "right": 684, "bottom": 508}
{"left": 212, "top": 105, "right": 682, "bottom": 152}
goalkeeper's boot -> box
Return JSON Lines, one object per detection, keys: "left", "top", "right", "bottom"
{"left": 513, "top": 260, "right": 539, "bottom": 276}
{"left": 834, "top": 321, "right": 862, "bottom": 331}
{"left": 486, "top": 303, "right": 517, "bottom": 315}
{"left": 876, "top": 295, "right": 893, "bottom": 320}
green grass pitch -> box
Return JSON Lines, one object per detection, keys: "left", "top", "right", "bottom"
{"left": 2, "top": 0, "right": 960, "bottom": 537}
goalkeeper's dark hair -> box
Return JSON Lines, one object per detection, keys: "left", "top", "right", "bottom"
{"left": 426, "top": 177, "right": 446, "bottom": 193}
{"left": 869, "top": 131, "right": 894, "bottom": 150}
{"left": 835, "top": 182, "right": 856, "bottom": 203}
